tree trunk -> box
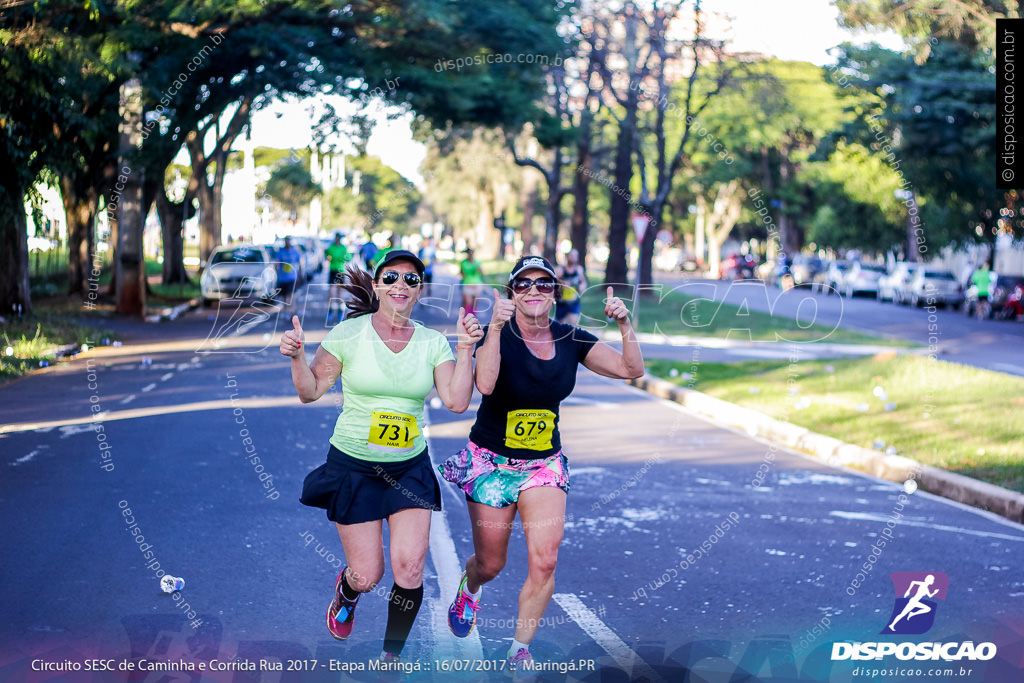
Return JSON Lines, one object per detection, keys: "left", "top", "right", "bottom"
{"left": 115, "top": 79, "right": 146, "bottom": 316}
{"left": 638, "top": 203, "right": 659, "bottom": 293}
{"left": 520, "top": 167, "right": 538, "bottom": 255}
{"left": 905, "top": 191, "right": 922, "bottom": 262}
{"left": 570, "top": 108, "right": 592, "bottom": 258}
{"left": 606, "top": 98, "right": 636, "bottom": 287}
{"left": 61, "top": 177, "right": 97, "bottom": 296}
{"left": 156, "top": 186, "right": 190, "bottom": 285}
{"left": 778, "top": 157, "right": 800, "bottom": 255}
{"left": 543, "top": 152, "right": 562, "bottom": 263}
{"left": 0, "top": 184, "right": 32, "bottom": 316}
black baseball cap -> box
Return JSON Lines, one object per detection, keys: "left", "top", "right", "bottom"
{"left": 509, "top": 255, "right": 557, "bottom": 282}
{"left": 374, "top": 249, "right": 425, "bottom": 277}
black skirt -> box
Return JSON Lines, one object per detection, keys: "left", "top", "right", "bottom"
{"left": 300, "top": 444, "right": 442, "bottom": 524}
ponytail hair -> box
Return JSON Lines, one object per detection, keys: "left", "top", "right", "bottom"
{"left": 340, "top": 262, "right": 378, "bottom": 318}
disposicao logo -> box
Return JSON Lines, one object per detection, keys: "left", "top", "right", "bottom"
{"left": 882, "top": 571, "right": 948, "bottom": 635}
{"left": 831, "top": 571, "right": 997, "bottom": 662}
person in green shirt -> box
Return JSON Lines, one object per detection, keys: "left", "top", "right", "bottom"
{"left": 971, "top": 262, "right": 995, "bottom": 299}
{"left": 325, "top": 233, "right": 351, "bottom": 324}
{"left": 280, "top": 249, "right": 484, "bottom": 661}
{"left": 460, "top": 247, "right": 484, "bottom": 316}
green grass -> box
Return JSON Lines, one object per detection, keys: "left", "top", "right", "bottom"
{"left": 647, "top": 356, "right": 1024, "bottom": 492}
{"left": 580, "top": 278, "right": 906, "bottom": 345}
{"left": 0, "top": 305, "right": 115, "bottom": 382}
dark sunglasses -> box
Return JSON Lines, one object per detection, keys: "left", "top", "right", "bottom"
{"left": 511, "top": 277, "right": 556, "bottom": 294}
{"left": 380, "top": 271, "right": 422, "bottom": 287}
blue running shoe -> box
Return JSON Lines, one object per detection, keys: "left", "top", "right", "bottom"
{"left": 447, "top": 571, "right": 481, "bottom": 637}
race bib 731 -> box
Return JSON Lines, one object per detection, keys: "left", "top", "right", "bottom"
{"left": 369, "top": 411, "right": 420, "bottom": 450}
{"left": 504, "top": 409, "right": 556, "bottom": 450}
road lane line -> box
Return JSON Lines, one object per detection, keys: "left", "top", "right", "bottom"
{"left": 830, "top": 511, "right": 1024, "bottom": 542}
{"left": 422, "top": 424, "right": 484, "bottom": 661}
{"left": 160, "top": 372, "right": 174, "bottom": 382}
{"left": 0, "top": 396, "right": 311, "bottom": 435}
{"left": 119, "top": 395, "right": 136, "bottom": 405}
{"left": 553, "top": 593, "right": 665, "bottom": 682}
{"left": 141, "top": 383, "right": 157, "bottom": 392}
{"left": 10, "top": 450, "right": 40, "bottom": 466}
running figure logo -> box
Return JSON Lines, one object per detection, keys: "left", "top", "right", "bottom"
{"left": 881, "top": 571, "right": 949, "bottom": 635}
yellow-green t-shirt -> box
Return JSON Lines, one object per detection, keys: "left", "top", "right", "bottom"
{"left": 320, "top": 314, "right": 454, "bottom": 462}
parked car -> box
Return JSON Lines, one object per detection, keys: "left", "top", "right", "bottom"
{"left": 789, "top": 254, "right": 825, "bottom": 287}
{"left": 842, "top": 262, "right": 887, "bottom": 297}
{"left": 201, "top": 244, "right": 279, "bottom": 306}
{"left": 877, "top": 262, "right": 919, "bottom": 303}
{"left": 905, "top": 268, "right": 964, "bottom": 308}
{"left": 720, "top": 253, "right": 757, "bottom": 280}
{"left": 964, "top": 274, "right": 1024, "bottom": 319}
{"left": 819, "top": 260, "right": 850, "bottom": 295}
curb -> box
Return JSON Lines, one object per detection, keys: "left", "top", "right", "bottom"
{"left": 627, "top": 373, "right": 1024, "bottom": 525}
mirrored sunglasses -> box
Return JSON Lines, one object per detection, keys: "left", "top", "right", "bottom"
{"left": 380, "top": 271, "right": 422, "bottom": 287}
{"left": 511, "top": 277, "right": 556, "bottom": 294}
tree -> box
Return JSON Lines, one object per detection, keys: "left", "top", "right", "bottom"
{"left": 829, "top": 42, "right": 999, "bottom": 258}
{"left": 836, "top": 0, "right": 1013, "bottom": 61}
{"left": 266, "top": 161, "right": 322, "bottom": 224}
{"left": 419, "top": 128, "right": 521, "bottom": 256}
{"left": 801, "top": 143, "right": 906, "bottom": 252}
{"left": 2, "top": 0, "right": 568, "bottom": 315}
{"left": 321, "top": 155, "right": 420, "bottom": 238}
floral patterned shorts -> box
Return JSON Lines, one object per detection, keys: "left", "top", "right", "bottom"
{"left": 438, "top": 441, "right": 570, "bottom": 508}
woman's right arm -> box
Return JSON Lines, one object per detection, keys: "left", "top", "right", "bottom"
{"left": 475, "top": 289, "right": 516, "bottom": 395}
{"left": 280, "top": 315, "right": 342, "bottom": 403}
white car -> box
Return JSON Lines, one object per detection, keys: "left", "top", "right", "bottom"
{"left": 201, "top": 244, "right": 279, "bottom": 306}
{"left": 843, "top": 262, "right": 887, "bottom": 297}
{"left": 906, "top": 268, "right": 964, "bottom": 308}
{"left": 878, "top": 263, "right": 919, "bottom": 303}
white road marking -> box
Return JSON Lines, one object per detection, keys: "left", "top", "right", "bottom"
{"left": 58, "top": 424, "right": 101, "bottom": 438}
{"left": 141, "top": 383, "right": 157, "bottom": 393}
{"left": 562, "top": 396, "right": 616, "bottom": 408}
{"left": 160, "top": 372, "right": 174, "bottom": 382}
{"left": 119, "top": 395, "right": 136, "bottom": 405}
{"left": 829, "top": 511, "right": 1024, "bottom": 542}
{"left": 553, "top": 593, "right": 665, "bottom": 682}
{"left": 422, "top": 425, "right": 484, "bottom": 661}
{"left": 10, "top": 450, "right": 40, "bottom": 466}
{"left": 1, "top": 397, "right": 304, "bottom": 435}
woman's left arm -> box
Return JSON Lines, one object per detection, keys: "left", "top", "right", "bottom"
{"left": 582, "top": 286, "right": 644, "bottom": 380}
{"left": 433, "top": 307, "right": 485, "bottom": 413}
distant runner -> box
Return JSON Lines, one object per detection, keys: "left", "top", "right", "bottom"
{"left": 460, "top": 247, "right": 484, "bottom": 316}
{"left": 325, "top": 232, "right": 351, "bottom": 324}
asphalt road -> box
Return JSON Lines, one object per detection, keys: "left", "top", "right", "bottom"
{"left": 1, "top": 276, "right": 1023, "bottom": 682}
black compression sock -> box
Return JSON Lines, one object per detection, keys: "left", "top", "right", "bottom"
{"left": 382, "top": 583, "right": 424, "bottom": 656}
{"left": 340, "top": 570, "right": 360, "bottom": 602}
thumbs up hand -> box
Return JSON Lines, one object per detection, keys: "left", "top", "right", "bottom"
{"left": 604, "top": 286, "right": 630, "bottom": 322}
{"left": 280, "top": 315, "right": 305, "bottom": 358}
{"left": 490, "top": 288, "right": 516, "bottom": 329}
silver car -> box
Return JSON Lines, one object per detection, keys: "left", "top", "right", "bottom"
{"left": 843, "top": 262, "right": 887, "bottom": 297}
{"left": 201, "top": 244, "right": 279, "bottom": 306}
{"left": 905, "top": 268, "right": 964, "bottom": 308}
{"left": 878, "top": 263, "right": 919, "bottom": 303}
